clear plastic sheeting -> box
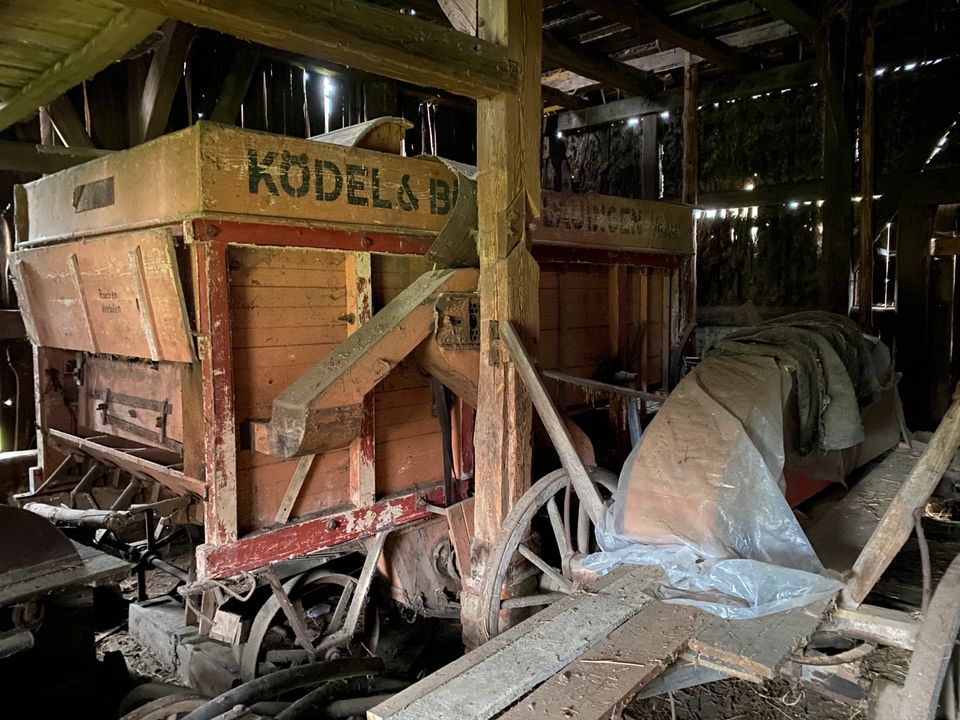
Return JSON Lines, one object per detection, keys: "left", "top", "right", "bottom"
{"left": 584, "top": 350, "right": 849, "bottom": 618}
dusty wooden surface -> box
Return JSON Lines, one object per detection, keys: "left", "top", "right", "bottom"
{"left": 499, "top": 601, "right": 708, "bottom": 720}
{"left": 370, "top": 567, "right": 663, "bottom": 720}
{"left": 688, "top": 597, "right": 834, "bottom": 683}
{"left": 806, "top": 445, "right": 917, "bottom": 574}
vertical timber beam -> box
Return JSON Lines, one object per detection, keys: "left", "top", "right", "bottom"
{"left": 897, "top": 205, "right": 936, "bottom": 430}
{"left": 858, "top": 22, "right": 876, "bottom": 333}
{"left": 195, "top": 230, "right": 238, "bottom": 567}
{"left": 346, "top": 252, "right": 376, "bottom": 508}
{"left": 817, "top": 20, "right": 857, "bottom": 314}
{"left": 466, "top": 0, "right": 542, "bottom": 644}
{"left": 681, "top": 60, "right": 699, "bottom": 206}
{"left": 640, "top": 113, "right": 659, "bottom": 201}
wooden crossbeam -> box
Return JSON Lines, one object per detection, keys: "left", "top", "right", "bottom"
{"left": 574, "top": 0, "right": 754, "bottom": 72}
{"left": 755, "top": 0, "right": 819, "bottom": 39}
{"left": 0, "top": 140, "right": 110, "bottom": 174}
{"left": 543, "top": 33, "right": 659, "bottom": 99}
{"left": 555, "top": 60, "right": 816, "bottom": 131}
{"left": 46, "top": 96, "right": 94, "bottom": 148}
{"left": 116, "top": 0, "right": 516, "bottom": 98}
{"left": 0, "top": 9, "right": 161, "bottom": 131}
{"left": 136, "top": 20, "right": 196, "bottom": 144}
{"left": 209, "top": 45, "right": 261, "bottom": 124}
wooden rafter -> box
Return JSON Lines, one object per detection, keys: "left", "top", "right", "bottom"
{"left": 574, "top": 0, "right": 755, "bottom": 72}
{"left": 0, "top": 8, "right": 161, "bottom": 131}
{"left": 754, "top": 0, "right": 818, "bottom": 39}
{"left": 135, "top": 20, "right": 196, "bottom": 144}
{"left": 46, "top": 95, "right": 94, "bottom": 148}
{"left": 209, "top": 45, "right": 260, "bottom": 124}
{"left": 543, "top": 33, "right": 659, "bottom": 98}
{"left": 116, "top": 0, "right": 516, "bottom": 98}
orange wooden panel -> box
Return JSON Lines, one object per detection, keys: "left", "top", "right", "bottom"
{"left": 11, "top": 228, "right": 194, "bottom": 362}
{"left": 236, "top": 448, "right": 351, "bottom": 533}
{"left": 375, "top": 435, "right": 443, "bottom": 495}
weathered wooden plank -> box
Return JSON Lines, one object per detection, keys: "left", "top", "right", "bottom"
{"left": 499, "top": 602, "right": 708, "bottom": 720}
{"left": 843, "top": 390, "right": 960, "bottom": 606}
{"left": 806, "top": 446, "right": 916, "bottom": 574}
{"left": 755, "top": 0, "right": 818, "bottom": 38}
{"left": 46, "top": 95, "right": 94, "bottom": 148}
{"left": 116, "top": 0, "right": 516, "bottom": 98}
{"left": 346, "top": 252, "right": 376, "bottom": 508}
{"left": 273, "top": 454, "right": 315, "bottom": 524}
{"left": 542, "top": 33, "right": 659, "bottom": 99}
{"left": 369, "top": 567, "right": 662, "bottom": 720}
{"left": 0, "top": 8, "right": 162, "bottom": 131}
{"left": 535, "top": 191, "right": 693, "bottom": 254}
{"left": 689, "top": 598, "right": 834, "bottom": 682}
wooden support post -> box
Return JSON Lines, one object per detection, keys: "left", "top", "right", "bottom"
{"left": 465, "top": 0, "right": 542, "bottom": 647}
{"left": 473, "top": 0, "right": 542, "bottom": 547}
{"left": 897, "top": 205, "right": 936, "bottom": 429}
{"left": 346, "top": 252, "right": 376, "bottom": 509}
{"left": 843, "top": 384, "right": 960, "bottom": 606}
{"left": 858, "top": 23, "right": 876, "bottom": 333}
{"left": 817, "top": 20, "right": 856, "bottom": 314}
{"left": 640, "top": 113, "right": 659, "bottom": 201}
{"left": 195, "top": 235, "right": 238, "bottom": 550}
{"left": 681, "top": 60, "right": 699, "bottom": 206}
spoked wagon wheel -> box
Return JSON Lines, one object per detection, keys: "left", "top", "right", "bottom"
{"left": 240, "top": 569, "right": 359, "bottom": 681}
{"left": 478, "top": 466, "right": 617, "bottom": 640}
{"left": 883, "top": 553, "right": 960, "bottom": 720}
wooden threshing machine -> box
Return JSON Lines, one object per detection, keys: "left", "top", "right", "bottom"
{"left": 10, "top": 118, "right": 693, "bottom": 679}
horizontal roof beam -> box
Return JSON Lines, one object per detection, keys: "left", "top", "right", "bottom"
{"left": 543, "top": 33, "right": 660, "bottom": 99}
{"left": 116, "top": 0, "right": 516, "bottom": 98}
{"left": 574, "top": 0, "right": 755, "bottom": 72}
{"left": 555, "top": 60, "right": 817, "bottom": 131}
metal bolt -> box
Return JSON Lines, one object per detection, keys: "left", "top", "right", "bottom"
{"left": 325, "top": 518, "right": 337, "bottom": 531}
{"left": 204, "top": 223, "right": 219, "bottom": 238}
{"left": 416, "top": 497, "right": 426, "bottom": 509}
{"left": 361, "top": 236, "right": 373, "bottom": 249}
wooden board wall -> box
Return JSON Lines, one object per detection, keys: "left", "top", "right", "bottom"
{"left": 539, "top": 262, "right": 667, "bottom": 409}
{"left": 232, "top": 246, "right": 446, "bottom": 533}
{"left": 372, "top": 255, "right": 444, "bottom": 495}
{"left": 230, "top": 244, "right": 352, "bottom": 532}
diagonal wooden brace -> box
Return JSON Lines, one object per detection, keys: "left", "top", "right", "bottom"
{"left": 252, "top": 268, "right": 478, "bottom": 458}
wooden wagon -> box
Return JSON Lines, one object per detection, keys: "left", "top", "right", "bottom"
{"left": 10, "top": 118, "right": 694, "bottom": 674}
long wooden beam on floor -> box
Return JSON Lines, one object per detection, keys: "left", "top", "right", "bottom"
{"left": 116, "top": 0, "right": 516, "bottom": 98}
{"left": 0, "top": 8, "right": 162, "bottom": 131}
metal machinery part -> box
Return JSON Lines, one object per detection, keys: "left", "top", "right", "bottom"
{"left": 240, "top": 532, "right": 388, "bottom": 681}
{"left": 477, "top": 467, "right": 618, "bottom": 640}
{"left": 0, "top": 505, "right": 130, "bottom": 715}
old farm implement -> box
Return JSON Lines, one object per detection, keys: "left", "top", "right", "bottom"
{"left": 9, "top": 118, "right": 694, "bottom": 698}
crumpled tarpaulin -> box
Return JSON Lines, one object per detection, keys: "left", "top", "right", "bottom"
{"left": 584, "top": 313, "right": 896, "bottom": 618}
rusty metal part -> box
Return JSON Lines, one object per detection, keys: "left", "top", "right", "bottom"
{"left": 240, "top": 569, "right": 358, "bottom": 681}
{"left": 880, "top": 552, "right": 960, "bottom": 720}
{"left": 0, "top": 505, "right": 84, "bottom": 606}
{"left": 478, "top": 467, "right": 617, "bottom": 640}
{"left": 0, "top": 628, "right": 34, "bottom": 659}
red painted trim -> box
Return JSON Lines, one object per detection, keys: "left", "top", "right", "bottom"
{"left": 200, "top": 220, "right": 434, "bottom": 256}
{"left": 197, "top": 230, "right": 239, "bottom": 545}
{"left": 532, "top": 244, "right": 688, "bottom": 268}
{"left": 201, "top": 482, "right": 464, "bottom": 579}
